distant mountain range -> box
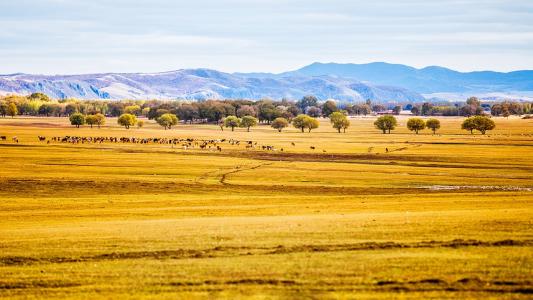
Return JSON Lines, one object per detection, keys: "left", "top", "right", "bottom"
{"left": 1, "top": 62, "right": 532, "bottom": 102}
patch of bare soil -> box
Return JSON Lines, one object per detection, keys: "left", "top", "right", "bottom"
{"left": 0, "top": 280, "right": 81, "bottom": 290}
{"left": 2, "top": 239, "right": 530, "bottom": 266}
{"left": 0, "top": 178, "right": 440, "bottom": 198}
{"left": 375, "top": 277, "right": 532, "bottom": 294}
{"left": 169, "top": 279, "right": 298, "bottom": 287}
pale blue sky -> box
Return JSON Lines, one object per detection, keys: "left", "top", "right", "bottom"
{"left": 1, "top": 0, "right": 532, "bottom": 74}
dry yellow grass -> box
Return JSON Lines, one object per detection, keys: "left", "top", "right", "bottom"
{"left": 0, "top": 116, "right": 532, "bottom": 299}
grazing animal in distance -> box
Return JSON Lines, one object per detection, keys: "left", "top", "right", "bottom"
{"left": 310, "top": 146, "right": 315, "bottom": 150}
{"left": 291, "top": 142, "right": 295, "bottom": 146}
{"left": 12, "top": 136, "right": 18, "bottom": 143}
{"left": 38, "top": 136, "right": 46, "bottom": 142}
{"left": 0, "top": 136, "right": 6, "bottom": 141}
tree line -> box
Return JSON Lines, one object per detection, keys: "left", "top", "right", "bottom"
{"left": 1, "top": 93, "right": 530, "bottom": 120}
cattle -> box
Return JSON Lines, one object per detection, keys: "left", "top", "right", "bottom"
{"left": 310, "top": 146, "right": 315, "bottom": 150}
{"left": 12, "top": 136, "right": 18, "bottom": 143}
{"left": 38, "top": 136, "right": 46, "bottom": 142}
{"left": 0, "top": 136, "right": 6, "bottom": 141}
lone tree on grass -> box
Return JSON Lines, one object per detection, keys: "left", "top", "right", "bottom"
{"left": 240, "top": 116, "right": 258, "bottom": 132}
{"left": 224, "top": 116, "right": 241, "bottom": 131}
{"left": 271, "top": 117, "right": 289, "bottom": 132}
{"left": 69, "top": 113, "right": 85, "bottom": 128}
{"left": 157, "top": 113, "right": 179, "bottom": 129}
{"left": 374, "top": 115, "right": 397, "bottom": 134}
{"left": 406, "top": 118, "right": 426, "bottom": 134}
{"left": 426, "top": 118, "right": 441, "bottom": 134}
{"left": 329, "top": 111, "right": 350, "bottom": 133}
{"left": 117, "top": 113, "right": 137, "bottom": 129}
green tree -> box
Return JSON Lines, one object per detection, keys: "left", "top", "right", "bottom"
{"left": 329, "top": 111, "right": 350, "bottom": 133}
{"left": 297, "top": 95, "right": 318, "bottom": 111}
{"left": 117, "top": 113, "right": 137, "bottom": 129}
{"left": 224, "top": 116, "right": 241, "bottom": 131}
{"left": 156, "top": 113, "right": 179, "bottom": 129}
{"left": 271, "top": 117, "right": 289, "bottom": 132}
{"left": 7, "top": 102, "right": 18, "bottom": 118}
{"left": 0, "top": 100, "right": 7, "bottom": 117}
{"left": 374, "top": 115, "right": 397, "bottom": 134}
{"left": 321, "top": 100, "right": 338, "bottom": 117}
{"left": 69, "top": 113, "right": 85, "bottom": 128}
{"left": 240, "top": 116, "right": 258, "bottom": 132}
{"left": 406, "top": 118, "right": 426, "bottom": 134}
{"left": 426, "top": 118, "right": 441, "bottom": 134}
{"left": 393, "top": 105, "right": 402, "bottom": 115}
{"left": 421, "top": 102, "right": 433, "bottom": 116}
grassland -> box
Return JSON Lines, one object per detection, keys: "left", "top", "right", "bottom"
{"left": 0, "top": 116, "right": 532, "bottom": 299}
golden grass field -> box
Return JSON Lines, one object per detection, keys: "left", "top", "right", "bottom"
{"left": 0, "top": 115, "right": 532, "bottom": 299}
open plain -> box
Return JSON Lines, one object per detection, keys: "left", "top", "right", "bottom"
{"left": 0, "top": 116, "right": 532, "bottom": 299}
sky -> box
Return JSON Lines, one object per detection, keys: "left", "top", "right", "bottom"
{"left": 1, "top": 0, "right": 532, "bottom": 74}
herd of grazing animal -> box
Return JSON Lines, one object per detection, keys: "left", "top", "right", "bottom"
{"left": 0, "top": 134, "right": 329, "bottom": 153}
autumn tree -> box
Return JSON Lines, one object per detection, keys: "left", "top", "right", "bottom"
{"left": 124, "top": 105, "right": 141, "bottom": 116}
{"left": 329, "top": 111, "right": 350, "bottom": 133}
{"left": 85, "top": 114, "right": 98, "bottom": 128}
{"left": 471, "top": 115, "right": 495, "bottom": 134}
{"left": 271, "top": 117, "right": 289, "bottom": 132}
{"left": 240, "top": 116, "right": 258, "bottom": 132}
{"left": 461, "top": 117, "right": 476, "bottom": 134}
{"left": 117, "top": 113, "right": 137, "bottom": 129}
{"left": 374, "top": 115, "right": 397, "bottom": 134}
{"left": 406, "top": 118, "right": 426, "bottom": 134}
{"left": 69, "top": 113, "right": 85, "bottom": 128}
{"left": 224, "top": 116, "right": 241, "bottom": 131}
{"left": 157, "top": 113, "right": 179, "bottom": 129}
{"left": 305, "top": 116, "right": 320, "bottom": 132}
{"left": 7, "top": 102, "right": 18, "bottom": 118}
{"left": 425, "top": 118, "right": 441, "bottom": 134}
